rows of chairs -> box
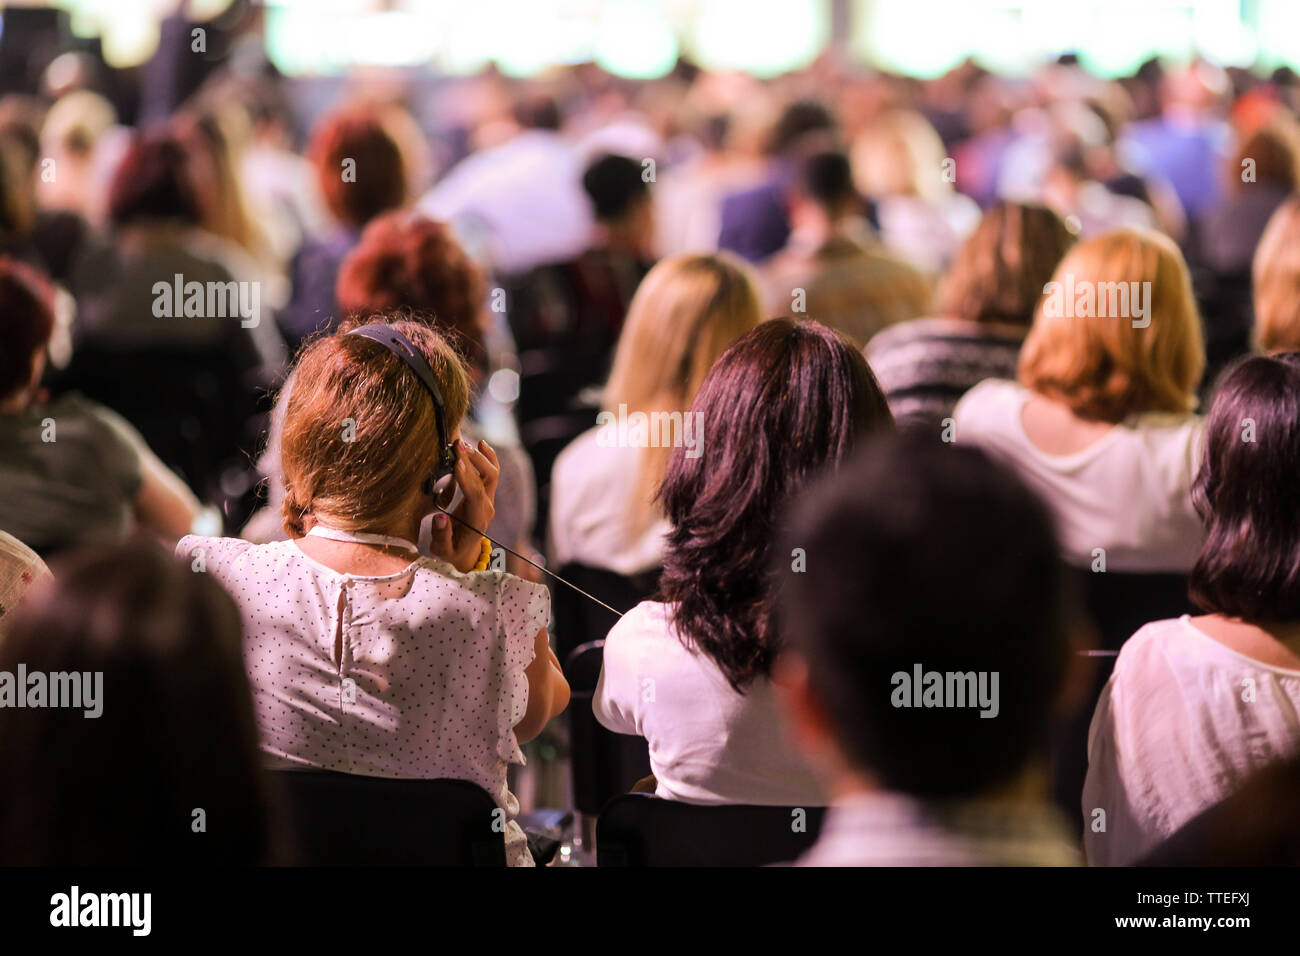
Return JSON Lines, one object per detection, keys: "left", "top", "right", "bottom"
{"left": 271, "top": 768, "right": 824, "bottom": 867}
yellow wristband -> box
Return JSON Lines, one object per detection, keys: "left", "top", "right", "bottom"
{"left": 470, "top": 537, "right": 493, "bottom": 572}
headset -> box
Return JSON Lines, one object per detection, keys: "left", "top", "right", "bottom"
{"left": 346, "top": 322, "right": 624, "bottom": 618}
{"left": 347, "top": 324, "right": 458, "bottom": 506}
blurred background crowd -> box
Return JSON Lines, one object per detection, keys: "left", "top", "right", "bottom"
{"left": 1, "top": 0, "right": 1299, "bottom": 867}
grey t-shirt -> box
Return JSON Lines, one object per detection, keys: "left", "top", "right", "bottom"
{"left": 0, "top": 394, "right": 143, "bottom": 554}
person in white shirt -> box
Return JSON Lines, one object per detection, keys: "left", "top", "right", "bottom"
{"left": 594, "top": 319, "right": 893, "bottom": 806}
{"left": 953, "top": 228, "right": 1207, "bottom": 572}
{"left": 181, "top": 318, "right": 569, "bottom": 867}
{"left": 548, "top": 253, "right": 763, "bottom": 577}
{"left": 775, "top": 434, "right": 1084, "bottom": 867}
{"left": 417, "top": 97, "right": 591, "bottom": 276}
{"left": 1084, "top": 352, "right": 1300, "bottom": 865}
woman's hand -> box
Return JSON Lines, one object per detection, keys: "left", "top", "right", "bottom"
{"left": 430, "top": 438, "right": 500, "bottom": 572}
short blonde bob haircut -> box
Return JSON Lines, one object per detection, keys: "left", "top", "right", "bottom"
{"left": 1252, "top": 196, "right": 1300, "bottom": 354}
{"left": 1018, "top": 228, "right": 1205, "bottom": 423}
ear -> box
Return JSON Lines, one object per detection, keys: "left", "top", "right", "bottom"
{"left": 772, "top": 651, "right": 838, "bottom": 759}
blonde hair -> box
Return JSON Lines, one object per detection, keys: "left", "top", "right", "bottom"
{"left": 280, "top": 318, "right": 470, "bottom": 537}
{"left": 1019, "top": 228, "right": 1204, "bottom": 422}
{"left": 603, "top": 253, "right": 763, "bottom": 532}
{"left": 851, "top": 109, "right": 951, "bottom": 204}
{"left": 1253, "top": 196, "right": 1300, "bottom": 353}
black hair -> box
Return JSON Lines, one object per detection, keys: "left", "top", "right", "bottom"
{"left": 582, "top": 153, "right": 649, "bottom": 223}
{"left": 797, "top": 149, "right": 856, "bottom": 211}
{"left": 776, "top": 433, "right": 1072, "bottom": 798}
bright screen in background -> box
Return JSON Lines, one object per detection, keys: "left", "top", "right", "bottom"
{"left": 42, "top": 0, "right": 1300, "bottom": 75}
{"left": 855, "top": 0, "right": 1299, "bottom": 77}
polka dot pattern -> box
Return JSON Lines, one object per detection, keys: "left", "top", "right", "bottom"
{"left": 177, "top": 535, "right": 550, "bottom": 866}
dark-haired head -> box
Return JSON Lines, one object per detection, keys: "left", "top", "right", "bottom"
{"left": 657, "top": 319, "right": 893, "bottom": 691}
{"left": 582, "top": 153, "right": 649, "bottom": 224}
{"left": 796, "top": 149, "right": 857, "bottom": 217}
{"left": 308, "top": 105, "right": 407, "bottom": 230}
{"left": 768, "top": 99, "right": 837, "bottom": 157}
{"left": 776, "top": 433, "right": 1072, "bottom": 798}
{"left": 1190, "top": 352, "right": 1300, "bottom": 622}
{"left": 107, "top": 129, "right": 204, "bottom": 228}
{"left": 0, "top": 539, "right": 273, "bottom": 864}
{"left": 0, "top": 257, "right": 54, "bottom": 402}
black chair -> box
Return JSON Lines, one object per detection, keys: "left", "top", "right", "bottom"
{"left": 597, "top": 794, "right": 826, "bottom": 867}
{"left": 552, "top": 561, "right": 659, "bottom": 665}
{"left": 565, "top": 641, "right": 652, "bottom": 827}
{"left": 271, "top": 768, "right": 507, "bottom": 866}
{"left": 1050, "top": 568, "right": 1197, "bottom": 821}
{"left": 50, "top": 342, "right": 266, "bottom": 505}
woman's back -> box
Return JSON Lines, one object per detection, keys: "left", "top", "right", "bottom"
{"left": 1083, "top": 615, "right": 1300, "bottom": 865}
{"left": 953, "top": 379, "right": 1204, "bottom": 571}
{"left": 595, "top": 600, "right": 825, "bottom": 806}
{"left": 179, "top": 534, "right": 549, "bottom": 865}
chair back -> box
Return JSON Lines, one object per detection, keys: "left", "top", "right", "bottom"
{"left": 270, "top": 769, "right": 507, "bottom": 866}
{"left": 1051, "top": 568, "right": 1196, "bottom": 819}
{"left": 566, "top": 641, "right": 652, "bottom": 819}
{"left": 597, "top": 794, "right": 826, "bottom": 867}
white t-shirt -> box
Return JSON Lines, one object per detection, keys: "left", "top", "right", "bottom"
{"left": 593, "top": 601, "right": 826, "bottom": 807}
{"left": 177, "top": 535, "right": 550, "bottom": 867}
{"left": 952, "top": 379, "right": 1205, "bottom": 571}
{"left": 548, "top": 426, "right": 670, "bottom": 576}
{"left": 1083, "top": 615, "right": 1300, "bottom": 866}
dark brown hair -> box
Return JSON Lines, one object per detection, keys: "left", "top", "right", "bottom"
{"left": 657, "top": 319, "right": 893, "bottom": 690}
{"left": 280, "top": 317, "right": 470, "bottom": 537}
{"left": 337, "top": 212, "right": 488, "bottom": 372}
{"left": 0, "top": 538, "right": 273, "bottom": 864}
{"left": 1229, "top": 116, "right": 1300, "bottom": 194}
{"left": 107, "top": 129, "right": 203, "bottom": 227}
{"left": 308, "top": 105, "right": 407, "bottom": 229}
{"left": 1190, "top": 352, "right": 1300, "bottom": 622}
{"left": 936, "top": 202, "right": 1075, "bottom": 328}
{"left": 0, "top": 257, "right": 54, "bottom": 400}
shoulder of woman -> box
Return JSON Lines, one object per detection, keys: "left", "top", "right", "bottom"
{"left": 174, "top": 534, "right": 257, "bottom": 572}
{"left": 952, "top": 377, "right": 1023, "bottom": 425}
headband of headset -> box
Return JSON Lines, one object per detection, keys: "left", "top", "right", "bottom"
{"left": 346, "top": 324, "right": 456, "bottom": 490}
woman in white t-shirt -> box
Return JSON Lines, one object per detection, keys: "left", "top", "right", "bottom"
{"left": 549, "top": 253, "right": 763, "bottom": 576}
{"left": 1083, "top": 353, "right": 1300, "bottom": 865}
{"left": 594, "top": 320, "right": 894, "bottom": 806}
{"left": 953, "top": 228, "right": 1207, "bottom": 572}
{"left": 180, "top": 317, "right": 569, "bottom": 867}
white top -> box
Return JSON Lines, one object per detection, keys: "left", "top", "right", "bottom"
{"left": 1083, "top": 615, "right": 1300, "bottom": 866}
{"left": 594, "top": 601, "right": 826, "bottom": 807}
{"left": 176, "top": 534, "right": 550, "bottom": 867}
{"left": 797, "top": 792, "right": 1079, "bottom": 867}
{"left": 952, "top": 379, "right": 1205, "bottom": 572}
{"left": 548, "top": 426, "right": 670, "bottom": 576}
{"left": 417, "top": 129, "right": 592, "bottom": 275}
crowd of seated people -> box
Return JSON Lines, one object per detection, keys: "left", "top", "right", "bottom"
{"left": 1, "top": 47, "right": 1300, "bottom": 868}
